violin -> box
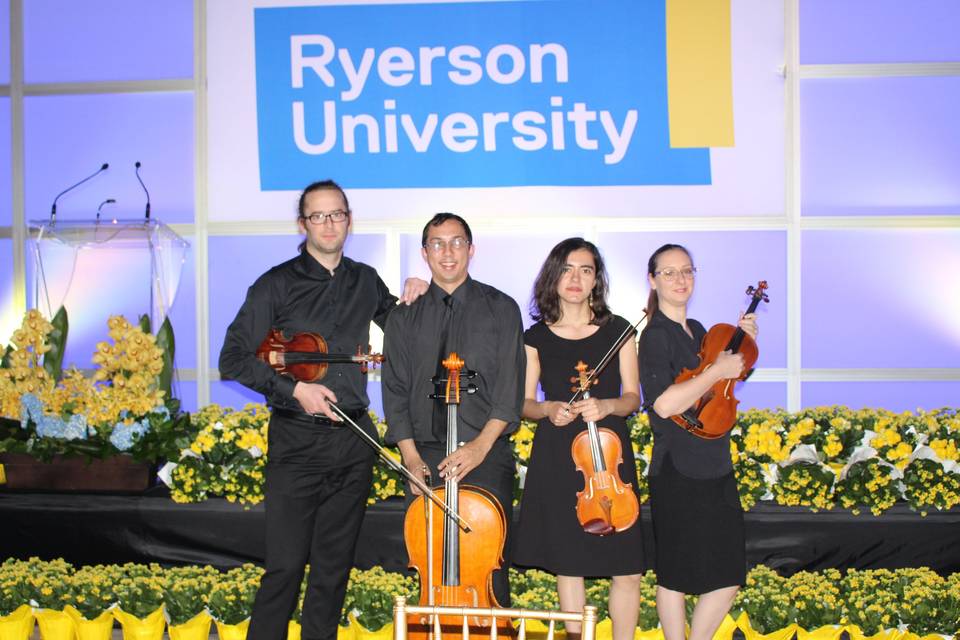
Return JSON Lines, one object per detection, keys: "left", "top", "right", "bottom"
{"left": 403, "top": 353, "right": 512, "bottom": 640}
{"left": 671, "top": 281, "right": 769, "bottom": 439}
{"left": 570, "top": 361, "right": 639, "bottom": 536}
{"left": 255, "top": 328, "right": 383, "bottom": 382}
{"left": 256, "top": 328, "right": 470, "bottom": 531}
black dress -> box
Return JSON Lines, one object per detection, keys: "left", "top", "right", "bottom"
{"left": 638, "top": 310, "right": 746, "bottom": 594}
{"left": 513, "top": 316, "right": 645, "bottom": 576}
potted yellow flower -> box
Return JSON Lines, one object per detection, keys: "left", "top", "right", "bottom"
{"left": 164, "top": 566, "right": 218, "bottom": 640}
{"left": 63, "top": 567, "right": 117, "bottom": 640}
{"left": 207, "top": 564, "right": 262, "bottom": 640}
{"left": 112, "top": 571, "right": 166, "bottom": 640}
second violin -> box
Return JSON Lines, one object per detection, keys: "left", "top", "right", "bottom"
{"left": 671, "top": 281, "right": 769, "bottom": 439}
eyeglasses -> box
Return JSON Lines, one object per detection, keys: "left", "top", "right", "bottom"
{"left": 424, "top": 237, "right": 470, "bottom": 253}
{"left": 654, "top": 267, "right": 697, "bottom": 282}
{"left": 302, "top": 210, "right": 349, "bottom": 225}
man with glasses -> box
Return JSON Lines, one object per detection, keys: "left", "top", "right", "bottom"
{"left": 382, "top": 212, "right": 525, "bottom": 607}
{"left": 219, "top": 179, "right": 427, "bottom": 640}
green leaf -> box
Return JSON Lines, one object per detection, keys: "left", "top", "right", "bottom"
{"left": 1, "top": 344, "right": 12, "bottom": 368}
{"left": 138, "top": 314, "right": 152, "bottom": 335}
{"left": 155, "top": 316, "right": 176, "bottom": 400}
{"left": 43, "top": 306, "right": 69, "bottom": 383}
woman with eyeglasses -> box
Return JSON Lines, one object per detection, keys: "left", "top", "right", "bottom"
{"left": 637, "top": 243, "right": 758, "bottom": 640}
{"left": 513, "top": 237, "right": 645, "bottom": 640}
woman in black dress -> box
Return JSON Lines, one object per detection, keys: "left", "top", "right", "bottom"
{"left": 638, "top": 244, "right": 758, "bottom": 640}
{"left": 513, "top": 238, "right": 644, "bottom": 640}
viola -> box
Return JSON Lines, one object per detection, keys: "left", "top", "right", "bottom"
{"left": 255, "top": 328, "right": 383, "bottom": 382}
{"left": 403, "top": 353, "right": 513, "bottom": 640}
{"left": 671, "top": 281, "right": 769, "bottom": 439}
{"left": 569, "top": 361, "right": 639, "bottom": 536}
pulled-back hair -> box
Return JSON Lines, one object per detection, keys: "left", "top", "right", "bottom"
{"left": 296, "top": 179, "right": 350, "bottom": 253}
{"left": 644, "top": 243, "right": 693, "bottom": 319}
{"left": 530, "top": 237, "right": 611, "bottom": 326}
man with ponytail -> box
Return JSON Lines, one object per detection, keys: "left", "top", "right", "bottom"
{"left": 219, "top": 179, "right": 428, "bottom": 640}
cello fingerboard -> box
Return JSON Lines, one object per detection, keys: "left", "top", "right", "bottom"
{"left": 443, "top": 403, "right": 461, "bottom": 586}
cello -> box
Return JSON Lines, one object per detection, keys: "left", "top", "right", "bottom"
{"left": 569, "top": 361, "right": 640, "bottom": 536}
{"left": 671, "top": 281, "right": 769, "bottom": 439}
{"left": 403, "top": 353, "right": 513, "bottom": 640}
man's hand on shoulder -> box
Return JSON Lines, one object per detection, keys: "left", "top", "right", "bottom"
{"left": 400, "top": 277, "right": 429, "bottom": 305}
{"left": 293, "top": 382, "right": 340, "bottom": 421}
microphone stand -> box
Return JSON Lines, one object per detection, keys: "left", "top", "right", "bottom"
{"left": 50, "top": 163, "right": 109, "bottom": 224}
{"left": 96, "top": 198, "right": 116, "bottom": 223}
{"left": 135, "top": 161, "right": 151, "bottom": 220}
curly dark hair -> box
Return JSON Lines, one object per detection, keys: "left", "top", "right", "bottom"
{"left": 530, "top": 238, "right": 611, "bottom": 326}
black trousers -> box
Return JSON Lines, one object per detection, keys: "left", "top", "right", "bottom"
{"left": 411, "top": 439, "right": 516, "bottom": 607}
{"left": 248, "top": 414, "right": 376, "bottom": 640}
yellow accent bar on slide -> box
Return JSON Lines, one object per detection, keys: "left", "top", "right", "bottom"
{"left": 666, "top": 0, "right": 734, "bottom": 148}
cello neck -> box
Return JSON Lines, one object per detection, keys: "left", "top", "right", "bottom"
{"left": 439, "top": 353, "right": 465, "bottom": 588}
{"left": 442, "top": 402, "right": 461, "bottom": 587}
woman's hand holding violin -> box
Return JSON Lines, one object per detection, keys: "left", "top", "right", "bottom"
{"left": 572, "top": 396, "right": 613, "bottom": 423}
{"left": 712, "top": 351, "right": 746, "bottom": 380}
{"left": 545, "top": 401, "right": 578, "bottom": 427}
{"left": 738, "top": 312, "right": 759, "bottom": 340}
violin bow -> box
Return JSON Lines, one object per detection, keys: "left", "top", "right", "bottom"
{"left": 564, "top": 310, "right": 649, "bottom": 408}
{"left": 328, "top": 403, "right": 472, "bottom": 533}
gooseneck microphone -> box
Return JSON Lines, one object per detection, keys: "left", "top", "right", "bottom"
{"left": 135, "top": 161, "right": 151, "bottom": 220}
{"left": 50, "top": 163, "right": 109, "bottom": 223}
{"left": 96, "top": 198, "right": 116, "bottom": 223}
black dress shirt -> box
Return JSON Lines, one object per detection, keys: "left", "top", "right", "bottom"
{"left": 382, "top": 278, "right": 525, "bottom": 444}
{"left": 219, "top": 252, "right": 397, "bottom": 413}
{"left": 638, "top": 309, "right": 733, "bottom": 479}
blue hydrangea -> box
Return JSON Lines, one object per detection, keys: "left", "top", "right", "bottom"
{"left": 109, "top": 418, "right": 151, "bottom": 452}
{"left": 151, "top": 404, "right": 171, "bottom": 420}
{"left": 62, "top": 414, "right": 90, "bottom": 441}
{"left": 19, "top": 393, "right": 43, "bottom": 427}
{"left": 35, "top": 414, "right": 64, "bottom": 438}
{"left": 19, "top": 393, "right": 89, "bottom": 441}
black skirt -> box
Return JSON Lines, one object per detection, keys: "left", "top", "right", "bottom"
{"left": 648, "top": 455, "right": 746, "bottom": 594}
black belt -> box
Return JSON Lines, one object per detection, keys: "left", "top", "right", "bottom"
{"left": 272, "top": 407, "right": 366, "bottom": 427}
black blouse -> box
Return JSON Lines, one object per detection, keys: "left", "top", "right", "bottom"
{"left": 638, "top": 310, "right": 733, "bottom": 479}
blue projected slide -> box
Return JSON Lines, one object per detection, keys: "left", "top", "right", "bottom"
{"left": 253, "top": 0, "right": 711, "bottom": 189}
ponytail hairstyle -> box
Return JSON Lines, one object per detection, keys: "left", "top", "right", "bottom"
{"left": 296, "top": 179, "right": 351, "bottom": 253}
{"left": 644, "top": 243, "right": 692, "bottom": 324}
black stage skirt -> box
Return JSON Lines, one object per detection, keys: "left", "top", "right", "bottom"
{"left": 648, "top": 455, "right": 746, "bottom": 594}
